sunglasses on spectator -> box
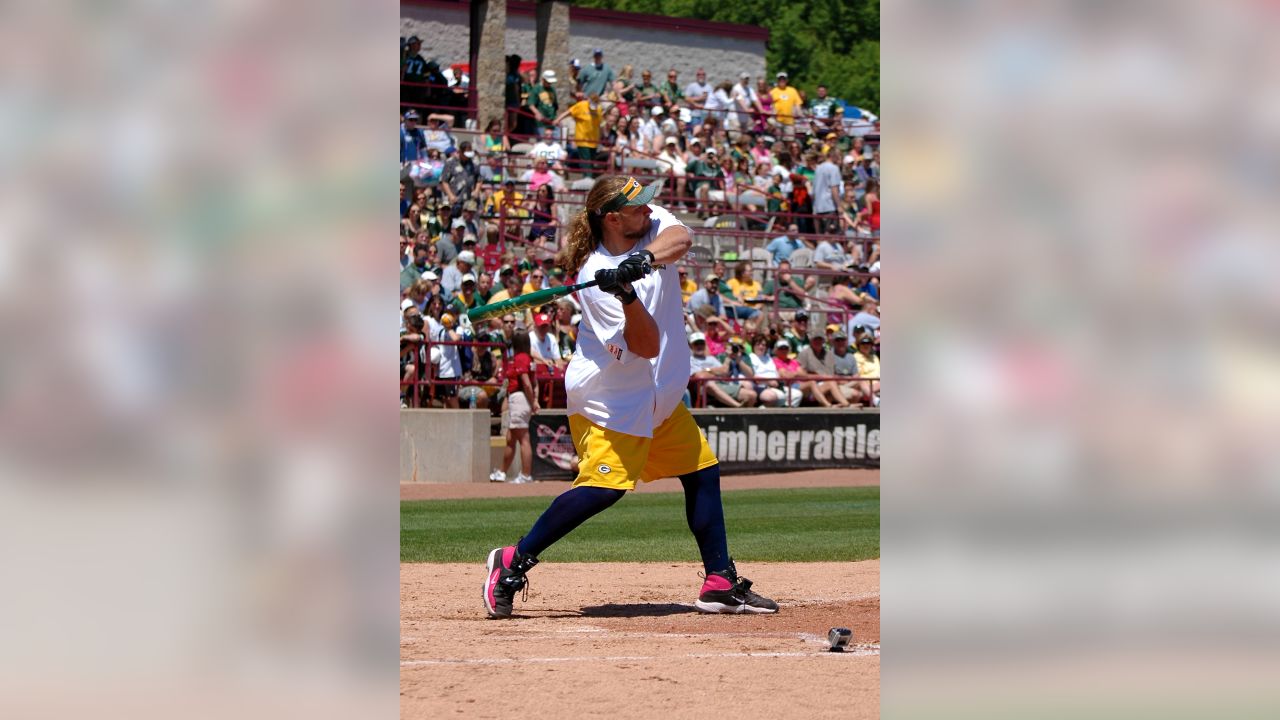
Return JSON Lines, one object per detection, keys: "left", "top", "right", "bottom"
{"left": 531, "top": 273, "right": 544, "bottom": 279}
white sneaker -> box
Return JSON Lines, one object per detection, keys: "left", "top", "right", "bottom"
{"left": 489, "top": 470, "right": 506, "bottom": 483}
{"left": 512, "top": 473, "right": 532, "bottom": 484}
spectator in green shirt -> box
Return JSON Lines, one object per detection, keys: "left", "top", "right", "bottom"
{"left": 658, "top": 68, "right": 684, "bottom": 108}
{"left": 528, "top": 71, "right": 560, "bottom": 133}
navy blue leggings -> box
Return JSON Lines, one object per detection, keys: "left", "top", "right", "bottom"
{"left": 679, "top": 464, "right": 730, "bottom": 574}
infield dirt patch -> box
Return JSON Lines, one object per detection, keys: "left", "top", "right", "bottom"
{"left": 401, "top": 560, "right": 879, "bottom": 719}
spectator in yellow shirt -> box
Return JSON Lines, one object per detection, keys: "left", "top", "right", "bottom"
{"left": 769, "top": 72, "right": 804, "bottom": 139}
{"left": 483, "top": 179, "right": 529, "bottom": 218}
{"left": 678, "top": 267, "right": 697, "bottom": 304}
{"left": 554, "top": 92, "right": 603, "bottom": 177}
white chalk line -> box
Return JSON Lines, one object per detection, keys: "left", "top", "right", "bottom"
{"left": 402, "top": 646, "right": 880, "bottom": 667}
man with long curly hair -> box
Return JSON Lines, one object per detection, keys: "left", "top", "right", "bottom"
{"left": 482, "top": 175, "right": 779, "bottom": 619}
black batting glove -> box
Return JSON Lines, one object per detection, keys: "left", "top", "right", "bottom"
{"left": 616, "top": 250, "right": 655, "bottom": 284}
{"left": 594, "top": 268, "right": 638, "bottom": 305}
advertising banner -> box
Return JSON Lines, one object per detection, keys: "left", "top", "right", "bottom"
{"left": 530, "top": 410, "right": 879, "bottom": 480}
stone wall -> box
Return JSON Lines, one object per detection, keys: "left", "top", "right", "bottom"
{"left": 402, "top": 2, "right": 766, "bottom": 90}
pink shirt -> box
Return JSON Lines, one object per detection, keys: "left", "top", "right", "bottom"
{"left": 774, "top": 356, "right": 801, "bottom": 375}
{"left": 527, "top": 170, "right": 556, "bottom": 191}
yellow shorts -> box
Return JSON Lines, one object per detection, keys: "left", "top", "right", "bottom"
{"left": 568, "top": 404, "right": 718, "bottom": 491}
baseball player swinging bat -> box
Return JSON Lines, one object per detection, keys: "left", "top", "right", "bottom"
{"left": 466, "top": 265, "right": 665, "bottom": 324}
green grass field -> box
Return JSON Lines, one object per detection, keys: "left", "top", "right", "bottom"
{"left": 401, "top": 486, "right": 879, "bottom": 563}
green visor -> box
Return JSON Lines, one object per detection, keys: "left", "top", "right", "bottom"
{"left": 596, "top": 177, "right": 664, "bottom": 214}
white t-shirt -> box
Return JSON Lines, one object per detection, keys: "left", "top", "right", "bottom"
{"left": 529, "top": 141, "right": 567, "bottom": 164}
{"left": 731, "top": 83, "right": 758, "bottom": 127}
{"left": 426, "top": 317, "right": 461, "bottom": 379}
{"left": 564, "top": 204, "right": 689, "bottom": 438}
{"left": 690, "top": 353, "right": 723, "bottom": 376}
{"left": 748, "top": 351, "right": 778, "bottom": 380}
{"left": 531, "top": 330, "right": 561, "bottom": 363}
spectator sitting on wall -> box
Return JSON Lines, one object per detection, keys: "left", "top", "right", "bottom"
{"left": 745, "top": 330, "right": 800, "bottom": 407}
{"left": 829, "top": 329, "right": 864, "bottom": 407}
{"left": 797, "top": 332, "right": 852, "bottom": 408}
{"left": 851, "top": 329, "right": 881, "bottom": 407}
{"left": 768, "top": 338, "right": 806, "bottom": 405}
{"left": 782, "top": 310, "right": 811, "bottom": 354}
{"left": 688, "top": 332, "right": 757, "bottom": 408}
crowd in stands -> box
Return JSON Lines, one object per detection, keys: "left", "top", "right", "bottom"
{"left": 401, "top": 38, "right": 880, "bottom": 428}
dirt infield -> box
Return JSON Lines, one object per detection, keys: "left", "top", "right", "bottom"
{"left": 400, "top": 467, "right": 880, "bottom": 500}
{"left": 401, "top": 561, "right": 879, "bottom": 719}
{"left": 402, "top": 469, "right": 879, "bottom": 718}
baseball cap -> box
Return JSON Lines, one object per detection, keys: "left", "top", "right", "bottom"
{"left": 794, "top": 310, "right": 809, "bottom": 321}
{"left": 462, "top": 199, "right": 479, "bottom": 212}
{"left": 689, "top": 332, "right": 706, "bottom": 344}
{"left": 774, "top": 339, "right": 791, "bottom": 350}
{"left": 651, "top": 106, "right": 665, "bottom": 116}
{"left": 461, "top": 273, "right": 476, "bottom": 285}
{"left": 826, "top": 323, "right": 841, "bottom": 334}
{"left": 595, "top": 176, "right": 666, "bottom": 214}
{"left": 542, "top": 70, "right": 557, "bottom": 84}
{"left": 422, "top": 270, "right": 439, "bottom": 281}
{"left": 705, "top": 273, "right": 721, "bottom": 282}
{"left": 705, "top": 147, "right": 717, "bottom": 156}
{"left": 403, "top": 109, "right": 419, "bottom": 120}
{"left": 776, "top": 71, "right": 788, "bottom": 78}
{"left": 535, "top": 313, "right": 552, "bottom": 326}
{"left": 401, "top": 298, "right": 415, "bottom": 311}
{"left": 664, "top": 136, "right": 677, "bottom": 146}
{"left": 462, "top": 234, "right": 477, "bottom": 245}
{"left": 456, "top": 250, "right": 476, "bottom": 265}
{"left": 809, "top": 333, "right": 826, "bottom": 343}
{"left": 832, "top": 330, "right": 848, "bottom": 340}
{"left": 451, "top": 218, "right": 467, "bottom": 229}
{"left": 406, "top": 35, "right": 421, "bottom": 45}
{"left": 739, "top": 71, "right": 750, "bottom": 79}
{"left": 570, "top": 58, "right": 581, "bottom": 68}
{"left": 551, "top": 267, "right": 564, "bottom": 277}
{"left": 592, "top": 47, "right": 603, "bottom": 55}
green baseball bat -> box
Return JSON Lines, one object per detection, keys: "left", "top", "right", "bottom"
{"left": 466, "top": 280, "right": 596, "bottom": 323}
{"left": 465, "top": 265, "right": 666, "bottom": 323}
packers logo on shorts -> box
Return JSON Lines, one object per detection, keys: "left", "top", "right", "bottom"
{"left": 598, "top": 464, "right": 612, "bottom": 474}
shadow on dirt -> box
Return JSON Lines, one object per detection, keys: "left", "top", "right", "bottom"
{"left": 577, "top": 603, "right": 697, "bottom": 618}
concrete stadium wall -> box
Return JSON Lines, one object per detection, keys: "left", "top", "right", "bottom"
{"left": 402, "top": 1, "right": 767, "bottom": 89}
{"left": 401, "top": 409, "right": 491, "bottom": 483}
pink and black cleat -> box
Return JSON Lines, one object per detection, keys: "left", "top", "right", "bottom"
{"left": 483, "top": 545, "right": 539, "bottom": 618}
